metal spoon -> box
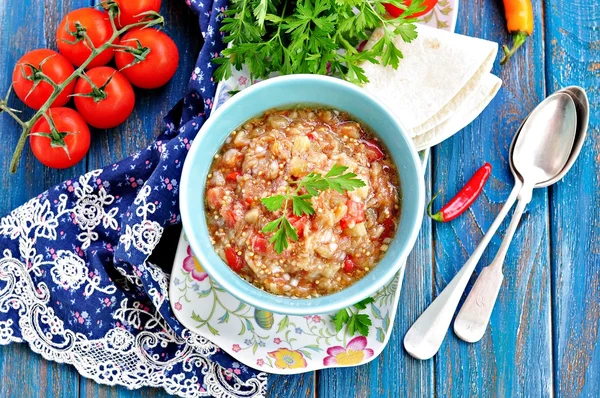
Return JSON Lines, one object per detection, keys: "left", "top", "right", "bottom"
{"left": 403, "top": 92, "right": 578, "bottom": 360}
{"left": 454, "top": 88, "right": 587, "bottom": 342}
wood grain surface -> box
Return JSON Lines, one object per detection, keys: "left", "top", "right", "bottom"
{"left": 0, "top": 0, "right": 598, "bottom": 397}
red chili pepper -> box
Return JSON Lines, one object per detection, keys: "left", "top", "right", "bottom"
{"left": 428, "top": 163, "right": 492, "bottom": 222}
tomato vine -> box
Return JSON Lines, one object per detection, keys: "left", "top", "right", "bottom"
{"left": 0, "top": 4, "right": 164, "bottom": 173}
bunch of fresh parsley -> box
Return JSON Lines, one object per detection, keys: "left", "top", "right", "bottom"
{"left": 260, "top": 164, "right": 365, "bottom": 253}
{"left": 213, "top": 0, "right": 424, "bottom": 84}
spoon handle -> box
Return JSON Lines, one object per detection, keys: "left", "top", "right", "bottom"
{"left": 453, "top": 185, "right": 534, "bottom": 343}
{"left": 403, "top": 182, "right": 521, "bottom": 360}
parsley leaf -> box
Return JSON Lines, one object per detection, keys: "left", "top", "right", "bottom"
{"left": 331, "top": 299, "right": 374, "bottom": 337}
{"left": 347, "top": 313, "right": 372, "bottom": 337}
{"left": 261, "top": 195, "right": 286, "bottom": 212}
{"left": 332, "top": 308, "right": 350, "bottom": 333}
{"left": 353, "top": 297, "right": 375, "bottom": 310}
{"left": 291, "top": 195, "right": 315, "bottom": 216}
{"left": 265, "top": 216, "right": 299, "bottom": 254}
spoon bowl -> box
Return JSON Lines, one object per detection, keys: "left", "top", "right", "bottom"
{"left": 511, "top": 92, "right": 577, "bottom": 185}
{"left": 509, "top": 86, "right": 589, "bottom": 187}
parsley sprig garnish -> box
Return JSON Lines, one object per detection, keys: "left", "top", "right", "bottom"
{"left": 260, "top": 164, "right": 366, "bottom": 253}
{"left": 213, "top": 0, "right": 424, "bottom": 84}
{"left": 332, "top": 297, "right": 375, "bottom": 337}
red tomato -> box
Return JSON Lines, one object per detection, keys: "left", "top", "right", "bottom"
{"left": 225, "top": 247, "right": 244, "bottom": 272}
{"left": 12, "top": 49, "right": 75, "bottom": 110}
{"left": 343, "top": 256, "right": 355, "bottom": 273}
{"left": 289, "top": 215, "right": 308, "bottom": 238}
{"left": 384, "top": 0, "right": 439, "bottom": 18}
{"left": 56, "top": 8, "right": 116, "bottom": 68}
{"left": 108, "top": 0, "right": 162, "bottom": 29}
{"left": 73, "top": 66, "right": 135, "bottom": 129}
{"left": 252, "top": 235, "right": 268, "bottom": 253}
{"left": 363, "top": 140, "right": 384, "bottom": 162}
{"left": 29, "top": 108, "right": 90, "bottom": 169}
{"left": 307, "top": 132, "right": 316, "bottom": 140}
{"left": 115, "top": 28, "right": 179, "bottom": 89}
{"left": 340, "top": 200, "right": 365, "bottom": 230}
{"left": 226, "top": 170, "right": 241, "bottom": 183}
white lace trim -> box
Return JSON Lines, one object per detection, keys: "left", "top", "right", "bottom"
{"left": 0, "top": 169, "right": 267, "bottom": 398}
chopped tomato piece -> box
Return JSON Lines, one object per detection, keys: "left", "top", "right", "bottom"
{"left": 226, "top": 170, "right": 241, "bottom": 183}
{"left": 340, "top": 200, "right": 365, "bottom": 230}
{"left": 380, "top": 217, "right": 396, "bottom": 240}
{"left": 343, "top": 256, "right": 355, "bottom": 273}
{"left": 307, "top": 132, "right": 316, "bottom": 140}
{"left": 252, "top": 235, "right": 268, "bottom": 253}
{"left": 289, "top": 214, "right": 308, "bottom": 238}
{"left": 223, "top": 209, "right": 238, "bottom": 228}
{"left": 225, "top": 247, "right": 244, "bottom": 272}
{"left": 363, "top": 140, "right": 384, "bottom": 162}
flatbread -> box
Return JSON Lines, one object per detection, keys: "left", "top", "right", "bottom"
{"left": 412, "top": 74, "right": 502, "bottom": 150}
{"left": 361, "top": 24, "right": 498, "bottom": 137}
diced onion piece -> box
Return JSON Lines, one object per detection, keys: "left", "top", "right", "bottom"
{"left": 233, "top": 130, "right": 249, "bottom": 147}
{"left": 345, "top": 222, "right": 367, "bottom": 237}
{"left": 267, "top": 114, "right": 289, "bottom": 129}
{"left": 293, "top": 135, "right": 310, "bottom": 155}
{"left": 315, "top": 242, "right": 338, "bottom": 259}
{"left": 355, "top": 180, "right": 369, "bottom": 200}
{"left": 289, "top": 157, "right": 307, "bottom": 177}
{"left": 222, "top": 149, "right": 242, "bottom": 168}
{"left": 244, "top": 208, "right": 260, "bottom": 224}
{"left": 371, "top": 225, "right": 385, "bottom": 239}
{"left": 334, "top": 203, "right": 348, "bottom": 222}
{"left": 339, "top": 122, "right": 361, "bottom": 138}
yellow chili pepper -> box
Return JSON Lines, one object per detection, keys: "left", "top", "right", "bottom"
{"left": 500, "top": 0, "right": 534, "bottom": 65}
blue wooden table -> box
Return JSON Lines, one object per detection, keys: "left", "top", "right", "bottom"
{"left": 0, "top": 0, "right": 598, "bottom": 397}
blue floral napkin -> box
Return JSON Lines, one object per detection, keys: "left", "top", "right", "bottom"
{"left": 0, "top": 0, "right": 267, "bottom": 396}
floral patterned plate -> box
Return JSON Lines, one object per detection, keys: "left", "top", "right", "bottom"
{"left": 169, "top": 3, "right": 458, "bottom": 375}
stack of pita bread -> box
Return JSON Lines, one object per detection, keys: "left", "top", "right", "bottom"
{"left": 361, "top": 25, "right": 502, "bottom": 151}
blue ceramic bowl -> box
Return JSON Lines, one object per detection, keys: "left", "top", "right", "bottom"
{"left": 180, "top": 75, "right": 424, "bottom": 315}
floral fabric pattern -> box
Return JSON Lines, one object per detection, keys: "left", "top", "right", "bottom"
{"left": 0, "top": 1, "right": 267, "bottom": 397}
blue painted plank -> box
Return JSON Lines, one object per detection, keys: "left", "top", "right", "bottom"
{"left": 316, "top": 164, "right": 434, "bottom": 397}
{"left": 432, "top": 0, "right": 553, "bottom": 396}
{"left": 544, "top": 1, "right": 600, "bottom": 397}
{"left": 0, "top": 343, "right": 79, "bottom": 398}
{"left": 267, "top": 373, "right": 315, "bottom": 398}
{"left": 81, "top": 383, "right": 172, "bottom": 398}
{"left": 0, "top": 1, "right": 90, "bottom": 397}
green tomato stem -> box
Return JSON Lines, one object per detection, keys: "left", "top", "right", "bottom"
{"left": 9, "top": 125, "right": 30, "bottom": 173}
